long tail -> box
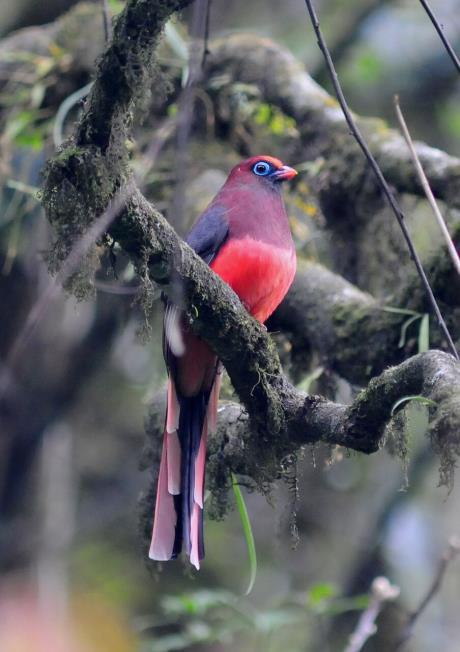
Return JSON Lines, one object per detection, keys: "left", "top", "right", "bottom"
{"left": 149, "top": 372, "right": 221, "bottom": 569}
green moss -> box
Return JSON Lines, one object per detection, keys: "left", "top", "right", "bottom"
{"left": 42, "top": 143, "right": 121, "bottom": 297}
{"left": 430, "top": 391, "right": 460, "bottom": 491}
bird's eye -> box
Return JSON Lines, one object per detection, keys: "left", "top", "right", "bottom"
{"left": 252, "top": 161, "right": 271, "bottom": 176}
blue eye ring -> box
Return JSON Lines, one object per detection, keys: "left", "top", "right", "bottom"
{"left": 252, "top": 161, "right": 271, "bottom": 176}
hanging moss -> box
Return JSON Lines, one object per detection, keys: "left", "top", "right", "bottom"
{"left": 42, "top": 143, "right": 121, "bottom": 297}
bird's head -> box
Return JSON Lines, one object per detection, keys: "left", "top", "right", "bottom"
{"left": 229, "top": 155, "right": 298, "bottom": 188}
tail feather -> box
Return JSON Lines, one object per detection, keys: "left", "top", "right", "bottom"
{"left": 166, "top": 380, "right": 181, "bottom": 494}
{"left": 166, "top": 377, "right": 180, "bottom": 434}
{"left": 207, "top": 368, "right": 222, "bottom": 434}
{"left": 194, "top": 370, "right": 221, "bottom": 509}
{"left": 150, "top": 373, "right": 221, "bottom": 568}
{"left": 177, "top": 394, "right": 207, "bottom": 560}
{"left": 194, "top": 420, "right": 207, "bottom": 509}
{"left": 148, "top": 441, "right": 176, "bottom": 561}
{"left": 166, "top": 431, "right": 181, "bottom": 495}
{"left": 190, "top": 502, "right": 201, "bottom": 569}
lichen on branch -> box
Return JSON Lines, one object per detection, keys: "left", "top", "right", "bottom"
{"left": 40, "top": 0, "right": 460, "bottom": 506}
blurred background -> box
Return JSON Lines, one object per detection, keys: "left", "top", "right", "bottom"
{"left": 1, "top": 0, "right": 459, "bottom": 650}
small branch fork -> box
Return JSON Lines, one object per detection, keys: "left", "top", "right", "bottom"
{"left": 394, "top": 536, "right": 460, "bottom": 650}
{"left": 343, "top": 577, "right": 400, "bottom": 652}
{"left": 303, "top": 0, "right": 459, "bottom": 361}
{"left": 344, "top": 537, "right": 460, "bottom": 652}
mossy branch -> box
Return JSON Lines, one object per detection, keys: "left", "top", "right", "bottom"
{"left": 145, "top": 350, "right": 460, "bottom": 497}
{"left": 44, "top": 171, "right": 460, "bottom": 489}
{"left": 270, "top": 261, "right": 460, "bottom": 385}
{"left": 40, "top": 0, "right": 460, "bottom": 496}
{"left": 76, "top": 0, "right": 195, "bottom": 152}
{"left": 205, "top": 34, "right": 460, "bottom": 212}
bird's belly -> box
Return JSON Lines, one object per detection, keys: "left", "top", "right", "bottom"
{"left": 210, "top": 236, "right": 296, "bottom": 323}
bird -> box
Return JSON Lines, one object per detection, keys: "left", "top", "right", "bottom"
{"left": 149, "top": 155, "right": 297, "bottom": 569}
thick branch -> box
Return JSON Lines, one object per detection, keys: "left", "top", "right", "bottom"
{"left": 49, "top": 172, "right": 460, "bottom": 469}
{"left": 270, "top": 258, "right": 460, "bottom": 385}
{"left": 145, "top": 350, "right": 460, "bottom": 493}
{"left": 270, "top": 263, "right": 405, "bottom": 384}
{"left": 205, "top": 34, "right": 460, "bottom": 212}
{"left": 41, "top": 0, "right": 460, "bottom": 495}
{"left": 4, "top": 6, "right": 455, "bottom": 383}
{"left": 42, "top": 161, "right": 460, "bottom": 473}
{"left": 76, "top": 0, "right": 194, "bottom": 151}
{"left": 5, "top": 10, "right": 460, "bottom": 215}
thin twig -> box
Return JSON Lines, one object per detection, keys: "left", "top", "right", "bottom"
{"left": 303, "top": 0, "right": 459, "bottom": 361}
{"left": 101, "top": 0, "right": 112, "bottom": 42}
{"left": 201, "top": 0, "right": 212, "bottom": 69}
{"left": 53, "top": 82, "right": 93, "bottom": 148}
{"left": 418, "top": 0, "right": 460, "bottom": 75}
{"left": 394, "top": 96, "right": 460, "bottom": 277}
{"left": 343, "top": 577, "right": 400, "bottom": 652}
{"left": 312, "top": 0, "right": 393, "bottom": 81}
{"left": 394, "top": 536, "right": 460, "bottom": 650}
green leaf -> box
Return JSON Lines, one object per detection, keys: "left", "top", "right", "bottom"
{"left": 253, "top": 103, "right": 296, "bottom": 135}
{"left": 307, "top": 582, "right": 338, "bottom": 606}
{"left": 108, "top": 0, "right": 124, "bottom": 14}
{"left": 231, "top": 473, "right": 257, "bottom": 595}
{"left": 398, "top": 313, "right": 422, "bottom": 348}
{"left": 297, "top": 366, "right": 324, "bottom": 393}
{"left": 35, "top": 55, "right": 55, "bottom": 77}
{"left": 162, "top": 590, "right": 235, "bottom": 616}
{"left": 14, "top": 129, "right": 44, "bottom": 150}
{"left": 306, "top": 583, "right": 369, "bottom": 616}
{"left": 254, "top": 103, "right": 271, "bottom": 126}
{"left": 4, "top": 111, "right": 36, "bottom": 140}
{"left": 418, "top": 314, "right": 430, "bottom": 353}
{"left": 5, "top": 179, "right": 39, "bottom": 197}
{"left": 30, "top": 83, "right": 46, "bottom": 108}
{"left": 164, "top": 21, "right": 189, "bottom": 62}
{"left": 438, "top": 102, "right": 460, "bottom": 139}
{"left": 354, "top": 51, "right": 384, "bottom": 83}
{"left": 253, "top": 609, "right": 304, "bottom": 633}
{"left": 381, "top": 306, "right": 419, "bottom": 317}
{"left": 324, "top": 594, "right": 370, "bottom": 616}
{"left": 391, "top": 395, "right": 437, "bottom": 415}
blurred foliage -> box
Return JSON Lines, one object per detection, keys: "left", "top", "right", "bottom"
{"left": 437, "top": 99, "right": 460, "bottom": 140}
{"left": 253, "top": 103, "right": 297, "bottom": 137}
{"left": 344, "top": 47, "right": 385, "bottom": 84}
{"left": 72, "top": 541, "right": 149, "bottom": 610}
{"left": 141, "top": 585, "right": 369, "bottom": 652}
{"left": 0, "top": 45, "right": 68, "bottom": 148}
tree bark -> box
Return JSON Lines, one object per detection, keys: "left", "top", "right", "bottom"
{"left": 39, "top": 0, "right": 460, "bottom": 506}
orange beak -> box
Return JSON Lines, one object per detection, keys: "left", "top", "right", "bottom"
{"left": 272, "top": 165, "right": 298, "bottom": 182}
